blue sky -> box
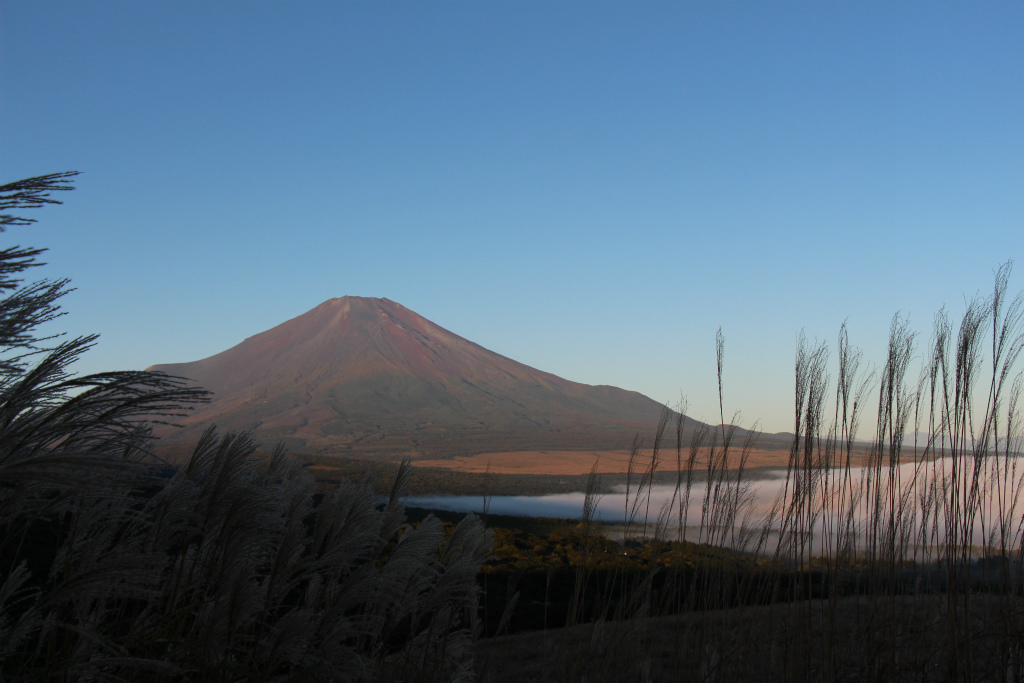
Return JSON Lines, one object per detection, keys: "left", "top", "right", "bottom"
{"left": 1, "top": 1, "right": 1021, "bottom": 434}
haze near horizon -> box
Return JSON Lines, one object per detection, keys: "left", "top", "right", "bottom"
{"left": 1, "top": 2, "right": 1021, "bottom": 433}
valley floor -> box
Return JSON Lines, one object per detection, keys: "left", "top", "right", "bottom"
{"left": 412, "top": 445, "right": 799, "bottom": 475}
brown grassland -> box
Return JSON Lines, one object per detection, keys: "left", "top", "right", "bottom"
{"left": 412, "top": 445, "right": 841, "bottom": 475}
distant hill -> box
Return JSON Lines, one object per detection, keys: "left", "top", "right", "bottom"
{"left": 149, "top": 297, "right": 688, "bottom": 459}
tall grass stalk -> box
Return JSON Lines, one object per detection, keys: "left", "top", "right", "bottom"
{"left": 495, "top": 263, "right": 1024, "bottom": 683}
{"left": 1, "top": 174, "right": 491, "bottom": 682}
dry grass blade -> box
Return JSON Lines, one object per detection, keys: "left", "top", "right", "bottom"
{"left": 1, "top": 173, "right": 490, "bottom": 682}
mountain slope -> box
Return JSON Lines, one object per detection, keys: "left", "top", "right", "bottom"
{"left": 149, "top": 297, "right": 671, "bottom": 458}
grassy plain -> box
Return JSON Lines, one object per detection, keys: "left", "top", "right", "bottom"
{"left": 413, "top": 444, "right": 811, "bottom": 475}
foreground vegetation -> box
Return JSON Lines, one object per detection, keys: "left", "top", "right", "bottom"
{"left": 0, "top": 175, "right": 489, "bottom": 682}
{"left": 474, "top": 264, "right": 1024, "bottom": 681}
{"left": 3, "top": 173, "right": 1022, "bottom": 681}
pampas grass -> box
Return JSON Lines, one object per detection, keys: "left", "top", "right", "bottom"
{"left": 484, "top": 263, "right": 1024, "bottom": 683}
{"left": 0, "top": 173, "right": 491, "bottom": 682}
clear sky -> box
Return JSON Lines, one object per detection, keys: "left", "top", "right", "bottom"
{"left": 1, "top": 1, "right": 1021, "bottom": 434}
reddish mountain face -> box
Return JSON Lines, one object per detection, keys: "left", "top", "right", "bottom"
{"left": 148, "top": 297, "right": 670, "bottom": 458}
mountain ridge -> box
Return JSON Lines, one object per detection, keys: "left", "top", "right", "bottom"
{"left": 148, "top": 297, "right": 674, "bottom": 458}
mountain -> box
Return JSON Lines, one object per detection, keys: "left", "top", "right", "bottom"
{"left": 148, "top": 297, "right": 673, "bottom": 458}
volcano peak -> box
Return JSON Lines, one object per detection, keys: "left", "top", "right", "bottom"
{"left": 149, "top": 299, "right": 667, "bottom": 458}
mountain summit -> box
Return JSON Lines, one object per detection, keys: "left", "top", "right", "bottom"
{"left": 149, "top": 297, "right": 669, "bottom": 457}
